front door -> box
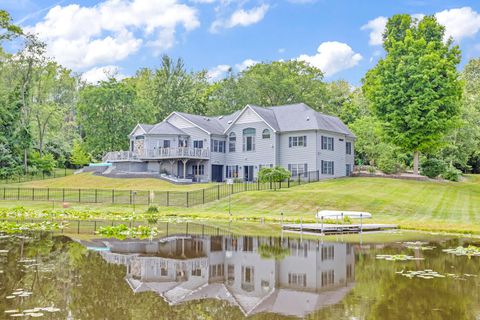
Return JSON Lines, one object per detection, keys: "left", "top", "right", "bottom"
{"left": 211, "top": 165, "right": 223, "bottom": 182}
{"left": 244, "top": 165, "right": 254, "bottom": 182}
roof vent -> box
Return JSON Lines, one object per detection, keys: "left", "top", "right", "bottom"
{"left": 218, "top": 116, "right": 224, "bottom": 120}
{"left": 306, "top": 116, "right": 310, "bottom": 121}
{"left": 227, "top": 120, "right": 232, "bottom": 124}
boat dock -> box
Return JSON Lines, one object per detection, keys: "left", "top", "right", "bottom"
{"left": 282, "top": 223, "right": 398, "bottom": 235}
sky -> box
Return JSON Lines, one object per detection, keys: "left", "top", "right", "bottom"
{"left": 4, "top": 0, "right": 480, "bottom": 85}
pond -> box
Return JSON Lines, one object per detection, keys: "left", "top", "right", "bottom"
{"left": 0, "top": 231, "right": 479, "bottom": 319}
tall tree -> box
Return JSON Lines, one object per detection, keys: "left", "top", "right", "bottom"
{"left": 363, "top": 15, "right": 462, "bottom": 174}
{"left": 0, "top": 10, "right": 22, "bottom": 41}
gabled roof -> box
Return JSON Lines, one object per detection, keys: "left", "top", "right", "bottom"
{"left": 174, "top": 112, "right": 226, "bottom": 135}
{"left": 148, "top": 121, "right": 187, "bottom": 135}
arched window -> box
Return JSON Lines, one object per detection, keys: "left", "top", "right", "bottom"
{"left": 262, "top": 129, "right": 270, "bottom": 139}
{"left": 229, "top": 132, "right": 236, "bottom": 152}
{"left": 243, "top": 128, "right": 256, "bottom": 151}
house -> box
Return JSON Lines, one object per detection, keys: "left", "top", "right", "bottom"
{"left": 96, "top": 235, "right": 355, "bottom": 318}
{"left": 103, "top": 103, "right": 355, "bottom": 182}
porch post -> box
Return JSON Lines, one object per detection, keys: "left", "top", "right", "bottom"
{"left": 169, "top": 160, "right": 176, "bottom": 177}
{"left": 182, "top": 159, "right": 189, "bottom": 179}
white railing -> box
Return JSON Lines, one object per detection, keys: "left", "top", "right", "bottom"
{"left": 143, "top": 147, "right": 210, "bottom": 159}
{"left": 103, "top": 148, "right": 210, "bottom": 162}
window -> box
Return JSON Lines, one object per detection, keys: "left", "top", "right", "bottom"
{"left": 289, "top": 135, "right": 307, "bottom": 147}
{"left": 321, "top": 270, "right": 335, "bottom": 287}
{"left": 193, "top": 140, "right": 203, "bottom": 149}
{"left": 192, "top": 165, "right": 205, "bottom": 175}
{"left": 321, "top": 245, "right": 335, "bottom": 261}
{"left": 163, "top": 140, "right": 171, "bottom": 148}
{"left": 241, "top": 266, "right": 255, "bottom": 291}
{"left": 288, "top": 273, "right": 307, "bottom": 287}
{"left": 243, "top": 128, "right": 256, "bottom": 151}
{"left": 161, "top": 267, "right": 168, "bottom": 276}
{"left": 321, "top": 160, "right": 334, "bottom": 175}
{"left": 226, "top": 165, "right": 239, "bottom": 178}
{"left": 211, "top": 139, "right": 226, "bottom": 153}
{"left": 262, "top": 129, "right": 271, "bottom": 139}
{"left": 321, "top": 136, "right": 334, "bottom": 151}
{"left": 346, "top": 164, "right": 352, "bottom": 176}
{"left": 178, "top": 138, "right": 188, "bottom": 147}
{"left": 259, "top": 164, "right": 273, "bottom": 170}
{"left": 130, "top": 141, "right": 134, "bottom": 151}
{"left": 346, "top": 141, "right": 352, "bottom": 155}
{"left": 229, "top": 132, "right": 236, "bottom": 152}
{"left": 288, "top": 163, "right": 308, "bottom": 177}
{"left": 192, "top": 268, "right": 202, "bottom": 276}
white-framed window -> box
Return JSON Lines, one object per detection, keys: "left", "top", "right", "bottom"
{"left": 163, "top": 140, "right": 171, "bottom": 148}
{"left": 321, "top": 245, "right": 335, "bottom": 261}
{"left": 211, "top": 139, "right": 226, "bottom": 153}
{"left": 321, "top": 160, "right": 334, "bottom": 175}
{"left": 178, "top": 138, "right": 188, "bottom": 147}
{"left": 262, "top": 129, "right": 271, "bottom": 139}
{"left": 321, "top": 270, "right": 335, "bottom": 287}
{"left": 193, "top": 140, "right": 203, "bottom": 149}
{"left": 192, "top": 165, "right": 205, "bottom": 175}
{"left": 346, "top": 141, "right": 352, "bottom": 155}
{"left": 346, "top": 164, "right": 352, "bottom": 176}
{"left": 288, "top": 163, "right": 308, "bottom": 177}
{"left": 229, "top": 132, "right": 236, "bottom": 152}
{"left": 226, "top": 165, "right": 239, "bottom": 178}
{"left": 289, "top": 135, "right": 307, "bottom": 147}
{"left": 243, "top": 128, "right": 256, "bottom": 151}
{"left": 288, "top": 273, "right": 307, "bottom": 287}
{"left": 321, "top": 136, "right": 334, "bottom": 151}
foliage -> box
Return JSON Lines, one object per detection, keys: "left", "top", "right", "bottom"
{"left": 0, "top": 221, "right": 61, "bottom": 233}
{"left": 0, "top": 10, "right": 22, "bottom": 41}
{"left": 363, "top": 14, "right": 462, "bottom": 174}
{"left": 70, "top": 141, "right": 90, "bottom": 167}
{"left": 258, "top": 166, "right": 291, "bottom": 184}
{"left": 420, "top": 158, "right": 447, "bottom": 178}
{"left": 441, "top": 166, "right": 462, "bottom": 182}
{"left": 29, "top": 150, "right": 57, "bottom": 174}
{"left": 97, "top": 224, "right": 159, "bottom": 240}
{"left": 258, "top": 244, "right": 290, "bottom": 260}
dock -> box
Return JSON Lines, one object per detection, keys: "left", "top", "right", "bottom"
{"left": 282, "top": 223, "right": 398, "bottom": 235}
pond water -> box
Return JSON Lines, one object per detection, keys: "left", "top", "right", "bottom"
{"left": 0, "top": 232, "right": 479, "bottom": 319}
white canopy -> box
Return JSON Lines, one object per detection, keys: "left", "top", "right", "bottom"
{"left": 316, "top": 210, "right": 372, "bottom": 219}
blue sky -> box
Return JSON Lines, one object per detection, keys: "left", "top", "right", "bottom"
{"left": 5, "top": 0, "right": 480, "bottom": 84}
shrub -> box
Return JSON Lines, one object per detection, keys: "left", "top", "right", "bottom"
{"left": 146, "top": 206, "right": 159, "bottom": 214}
{"left": 258, "top": 166, "right": 291, "bottom": 183}
{"left": 378, "top": 155, "right": 403, "bottom": 174}
{"left": 442, "top": 166, "right": 461, "bottom": 182}
{"left": 367, "top": 166, "right": 376, "bottom": 174}
{"left": 421, "top": 158, "right": 447, "bottom": 178}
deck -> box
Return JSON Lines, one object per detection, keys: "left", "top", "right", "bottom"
{"left": 282, "top": 223, "right": 398, "bottom": 235}
{"left": 103, "top": 147, "right": 210, "bottom": 162}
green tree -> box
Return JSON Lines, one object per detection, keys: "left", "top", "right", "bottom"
{"left": 258, "top": 166, "right": 291, "bottom": 185}
{"left": 363, "top": 14, "right": 462, "bottom": 175}
{"left": 0, "top": 10, "right": 22, "bottom": 41}
{"left": 70, "top": 140, "right": 90, "bottom": 167}
{"left": 77, "top": 78, "right": 142, "bottom": 157}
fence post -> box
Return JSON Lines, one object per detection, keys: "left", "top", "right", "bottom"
{"left": 202, "top": 224, "right": 205, "bottom": 237}
{"left": 78, "top": 189, "right": 81, "bottom": 202}
{"left": 77, "top": 220, "right": 80, "bottom": 234}
{"left": 112, "top": 189, "right": 115, "bottom": 204}
{"left": 167, "top": 191, "right": 170, "bottom": 206}
{"left": 217, "top": 185, "right": 220, "bottom": 200}
{"left": 94, "top": 221, "right": 97, "bottom": 234}
{"left": 130, "top": 190, "right": 132, "bottom": 204}
{"left": 186, "top": 192, "right": 189, "bottom": 208}
{"left": 17, "top": 187, "right": 20, "bottom": 200}
{"left": 3, "top": 187, "right": 5, "bottom": 200}
{"left": 62, "top": 188, "right": 65, "bottom": 202}
{"left": 32, "top": 188, "right": 35, "bottom": 201}
{"left": 308, "top": 172, "right": 311, "bottom": 183}
{"left": 202, "top": 189, "right": 205, "bottom": 204}
{"left": 95, "top": 189, "right": 98, "bottom": 203}
{"left": 166, "top": 222, "right": 169, "bottom": 237}
{"left": 186, "top": 222, "right": 189, "bottom": 236}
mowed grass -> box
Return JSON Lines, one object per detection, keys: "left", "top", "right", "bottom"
{"left": 0, "top": 175, "right": 479, "bottom": 234}
{"left": 5, "top": 172, "right": 211, "bottom": 191}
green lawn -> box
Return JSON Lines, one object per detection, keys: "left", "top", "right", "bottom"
{"left": 0, "top": 175, "right": 479, "bottom": 234}
{"left": 4, "top": 172, "right": 212, "bottom": 191}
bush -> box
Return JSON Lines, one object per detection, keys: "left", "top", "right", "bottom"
{"left": 421, "top": 158, "right": 447, "bottom": 178}
{"left": 146, "top": 206, "right": 159, "bottom": 214}
{"left": 378, "top": 155, "right": 403, "bottom": 174}
{"left": 442, "top": 166, "right": 461, "bottom": 182}
{"left": 258, "top": 166, "right": 291, "bottom": 183}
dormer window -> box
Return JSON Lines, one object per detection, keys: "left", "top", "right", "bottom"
{"left": 262, "top": 129, "right": 270, "bottom": 139}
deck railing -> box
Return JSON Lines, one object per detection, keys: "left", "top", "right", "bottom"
{"left": 103, "top": 148, "right": 210, "bottom": 162}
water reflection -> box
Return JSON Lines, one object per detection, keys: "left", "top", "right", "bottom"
{"left": 94, "top": 236, "right": 355, "bottom": 318}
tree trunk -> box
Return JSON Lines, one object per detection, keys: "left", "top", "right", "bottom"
{"left": 413, "top": 151, "right": 420, "bottom": 175}
{"left": 24, "top": 149, "right": 28, "bottom": 174}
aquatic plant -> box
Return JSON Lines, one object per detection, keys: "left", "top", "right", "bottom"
{"left": 403, "top": 241, "right": 436, "bottom": 250}
{"left": 0, "top": 221, "right": 62, "bottom": 234}
{"left": 442, "top": 245, "right": 480, "bottom": 258}
{"left": 376, "top": 254, "right": 424, "bottom": 261}
{"left": 397, "top": 269, "right": 446, "bottom": 279}
{"left": 97, "top": 224, "right": 159, "bottom": 240}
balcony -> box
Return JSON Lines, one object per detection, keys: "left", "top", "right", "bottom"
{"left": 103, "top": 147, "right": 210, "bottom": 162}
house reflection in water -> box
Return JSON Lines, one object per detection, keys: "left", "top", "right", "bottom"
{"left": 97, "top": 236, "right": 355, "bottom": 318}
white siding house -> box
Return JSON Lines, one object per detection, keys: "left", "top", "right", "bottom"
{"left": 103, "top": 103, "right": 355, "bottom": 182}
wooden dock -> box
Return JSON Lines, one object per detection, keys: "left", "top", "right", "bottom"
{"left": 282, "top": 223, "right": 397, "bottom": 235}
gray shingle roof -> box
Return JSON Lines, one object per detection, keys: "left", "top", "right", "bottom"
{"left": 138, "top": 124, "right": 154, "bottom": 133}
{"left": 148, "top": 121, "right": 187, "bottom": 135}
{"left": 143, "top": 103, "right": 354, "bottom": 137}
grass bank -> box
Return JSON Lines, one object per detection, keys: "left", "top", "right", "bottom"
{"left": 0, "top": 175, "right": 479, "bottom": 234}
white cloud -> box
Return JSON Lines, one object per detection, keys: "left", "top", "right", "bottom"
{"left": 361, "top": 16, "right": 387, "bottom": 46}
{"left": 207, "top": 64, "right": 231, "bottom": 81}
{"left": 27, "top": 0, "right": 200, "bottom": 69}
{"left": 81, "top": 65, "right": 127, "bottom": 84}
{"left": 210, "top": 4, "right": 269, "bottom": 32}
{"left": 235, "top": 58, "right": 259, "bottom": 72}
{"left": 435, "top": 7, "right": 480, "bottom": 41}
{"left": 298, "top": 41, "right": 362, "bottom": 77}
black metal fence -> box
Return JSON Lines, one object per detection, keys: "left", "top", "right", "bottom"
{"left": 0, "top": 168, "right": 72, "bottom": 185}
{"left": 2, "top": 218, "right": 232, "bottom": 237}
{"left": 0, "top": 170, "right": 321, "bottom": 207}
